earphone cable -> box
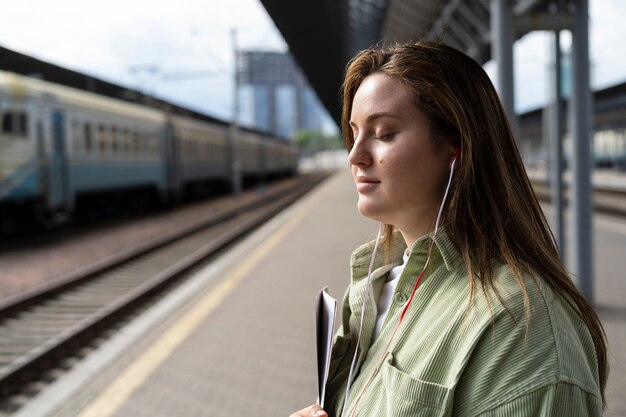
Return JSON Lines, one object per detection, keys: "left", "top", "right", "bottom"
{"left": 346, "top": 156, "right": 458, "bottom": 417}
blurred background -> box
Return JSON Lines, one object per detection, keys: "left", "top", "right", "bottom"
{"left": 0, "top": 0, "right": 625, "bottom": 416}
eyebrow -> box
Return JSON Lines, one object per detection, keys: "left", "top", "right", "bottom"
{"left": 349, "top": 112, "right": 401, "bottom": 127}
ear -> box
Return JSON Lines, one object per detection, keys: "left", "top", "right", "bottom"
{"left": 450, "top": 146, "right": 461, "bottom": 168}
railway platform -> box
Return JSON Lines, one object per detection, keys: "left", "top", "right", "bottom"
{"left": 11, "top": 168, "right": 626, "bottom": 417}
{"left": 14, "top": 169, "right": 375, "bottom": 417}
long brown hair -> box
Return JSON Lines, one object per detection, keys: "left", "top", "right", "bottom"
{"left": 341, "top": 41, "right": 607, "bottom": 404}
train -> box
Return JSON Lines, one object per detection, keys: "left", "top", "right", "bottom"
{"left": 519, "top": 103, "right": 626, "bottom": 171}
{"left": 0, "top": 69, "right": 298, "bottom": 223}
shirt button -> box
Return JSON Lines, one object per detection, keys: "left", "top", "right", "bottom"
{"left": 394, "top": 291, "right": 407, "bottom": 305}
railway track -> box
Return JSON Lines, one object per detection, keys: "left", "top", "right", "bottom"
{"left": 0, "top": 172, "right": 328, "bottom": 405}
{"left": 531, "top": 181, "right": 626, "bottom": 217}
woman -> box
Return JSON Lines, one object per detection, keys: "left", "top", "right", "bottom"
{"left": 292, "top": 41, "right": 607, "bottom": 417}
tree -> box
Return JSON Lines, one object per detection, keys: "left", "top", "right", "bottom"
{"left": 295, "top": 129, "right": 343, "bottom": 158}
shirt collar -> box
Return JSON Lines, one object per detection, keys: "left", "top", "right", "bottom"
{"left": 350, "top": 228, "right": 462, "bottom": 280}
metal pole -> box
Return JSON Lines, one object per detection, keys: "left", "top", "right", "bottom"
{"left": 230, "top": 28, "right": 242, "bottom": 197}
{"left": 549, "top": 30, "right": 565, "bottom": 259}
{"left": 490, "top": 0, "right": 518, "bottom": 139}
{"left": 617, "top": 129, "right": 626, "bottom": 172}
{"left": 570, "top": 0, "right": 593, "bottom": 303}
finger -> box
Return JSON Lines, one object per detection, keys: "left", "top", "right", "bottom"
{"left": 308, "top": 405, "right": 327, "bottom": 416}
{"left": 289, "top": 405, "right": 327, "bottom": 417}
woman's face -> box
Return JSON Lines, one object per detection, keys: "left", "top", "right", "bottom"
{"left": 348, "top": 73, "right": 454, "bottom": 234}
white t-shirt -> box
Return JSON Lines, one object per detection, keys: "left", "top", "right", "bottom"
{"left": 373, "top": 249, "right": 410, "bottom": 340}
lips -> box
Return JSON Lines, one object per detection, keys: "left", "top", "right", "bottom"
{"left": 355, "top": 176, "right": 380, "bottom": 192}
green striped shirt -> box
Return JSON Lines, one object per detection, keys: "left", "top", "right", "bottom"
{"left": 325, "top": 230, "right": 603, "bottom": 417}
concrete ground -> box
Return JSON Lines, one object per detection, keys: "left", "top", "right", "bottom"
{"left": 17, "top": 169, "right": 625, "bottom": 417}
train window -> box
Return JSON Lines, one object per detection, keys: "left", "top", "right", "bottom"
{"left": 139, "top": 132, "right": 148, "bottom": 154}
{"left": 1, "top": 111, "right": 28, "bottom": 137}
{"left": 85, "top": 124, "right": 92, "bottom": 152}
{"left": 111, "top": 127, "right": 118, "bottom": 153}
{"left": 152, "top": 134, "right": 159, "bottom": 154}
{"left": 132, "top": 130, "right": 139, "bottom": 152}
{"left": 18, "top": 113, "right": 28, "bottom": 136}
{"left": 121, "top": 129, "right": 129, "bottom": 152}
{"left": 72, "top": 121, "right": 82, "bottom": 151}
{"left": 98, "top": 125, "right": 106, "bottom": 153}
{"left": 2, "top": 112, "right": 13, "bottom": 133}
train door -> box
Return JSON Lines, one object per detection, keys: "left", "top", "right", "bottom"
{"left": 35, "top": 119, "right": 46, "bottom": 193}
{"left": 259, "top": 136, "right": 267, "bottom": 184}
{"left": 162, "top": 121, "right": 181, "bottom": 202}
{"left": 48, "top": 111, "right": 68, "bottom": 209}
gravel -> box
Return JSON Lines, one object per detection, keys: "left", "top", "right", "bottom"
{"left": 0, "top": 177, "right": 299, "bottom": 301}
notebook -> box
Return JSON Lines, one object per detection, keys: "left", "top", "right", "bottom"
{"left": 315, "top": 286, "right": 337, "bottom": 408}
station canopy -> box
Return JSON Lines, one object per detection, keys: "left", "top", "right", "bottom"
{"left": 260, "top": 0, "right": 565, "bottom": 124}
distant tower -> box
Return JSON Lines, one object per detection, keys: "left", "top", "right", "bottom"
{"left": 236, "top": 51, "right": 327, "bottom": 139}
{"left": 561, "top": 48, "right": 571, "bottom": 99}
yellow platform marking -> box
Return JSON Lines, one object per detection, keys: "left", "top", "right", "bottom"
{"left": 75, "top": 177, "right": 332, "bottom": 417}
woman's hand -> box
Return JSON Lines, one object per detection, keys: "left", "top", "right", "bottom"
{"left": 290, "top": 404, "right": 328, "bottom": 417}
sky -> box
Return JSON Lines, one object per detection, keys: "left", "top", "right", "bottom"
{"left": 0, "top": 0, "right": 624, "bottom": 125}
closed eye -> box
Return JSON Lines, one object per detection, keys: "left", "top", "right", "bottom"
{"left": 374, "top": 133, "right": 395, "bottom": 140}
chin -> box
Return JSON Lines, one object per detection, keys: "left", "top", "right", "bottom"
{"left": 356, "top": 200, "right": 387, "bottom": 223}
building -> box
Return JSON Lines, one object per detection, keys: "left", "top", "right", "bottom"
{"left": 236, "top": 51, "right": 330, "bottom": 139}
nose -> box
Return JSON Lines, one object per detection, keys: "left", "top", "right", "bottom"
{"left": 348, "top": 135, "right": 371, "bottom": 167}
